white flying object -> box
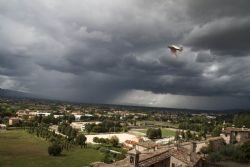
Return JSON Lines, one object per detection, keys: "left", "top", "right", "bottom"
{"left": 168, "top": 45, "right": 183, "bottom": 57}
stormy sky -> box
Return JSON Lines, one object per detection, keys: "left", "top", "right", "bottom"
{"left": 1, "top": 0, "right": 250, "bottom": 110}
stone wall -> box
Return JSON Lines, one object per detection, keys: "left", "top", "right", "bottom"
{"left": 170, "top": 156, "right": 187, "bottom": 167}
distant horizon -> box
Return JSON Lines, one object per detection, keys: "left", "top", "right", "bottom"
{"left": 1, "top": 87, "right": 249, "bottom": 112}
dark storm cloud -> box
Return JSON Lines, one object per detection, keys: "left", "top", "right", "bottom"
{"left": 184, "top": 17, "right": 250, "bottom": 56}
{"left": 184, "top": 0, "right": 250, "bottom": 56}
{"left": 1, "top": 0, "right": 250, "bottom": 109}
{"left": 0, "top": 50, "right": 34, "bottom": 76}
{"left": 186, "top": 0, "right": 250, "bottom": 23}
{"left": 195, "top": 52, "right": 214, "bottom": 63}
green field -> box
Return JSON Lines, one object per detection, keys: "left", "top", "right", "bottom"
{"left": 0, "top": 130, "right": 104, "bottom": 167}
{"left": 138, "top": 128, "right": 176, "bottom": 137}
{"left": 137, "top": 121, "right": 179, "bottom": 129}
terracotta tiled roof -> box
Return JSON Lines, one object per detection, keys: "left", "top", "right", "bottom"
{"left": 94, "top": 147, "right": 201, "bottom": 167}
{"left": 124, "top": 140, "right": 137, "bottom": 145}
{"left": 93, "top": 158, "right": 130, "bottom": 167}
{"left": 170, "top": 148, "right": 201, "bottom": 166}
{"left": 139, "top": 148, "right": 172, "bottom": 167}
{"left": 137, "top": 141, "right": 157, "bottom": 149}
{"left": 207, "top": 136, "right": 223, "bottom": 141}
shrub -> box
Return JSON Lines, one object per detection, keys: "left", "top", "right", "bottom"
{"left": 219, "top": 144, "right": 236, "bottom": 157}
{"left": 103, "top": 154, "right": 113, "bottom": 164}
{"left": 115, "top": 153, "right": 126, "bottom": 160}
{"left": 110, "top": 136, "right": 119, "bottom": 147}
{"left": 48, "top": 143, "right": 62, "bottom": 156}
{"left": 209, "top": 152, "right": 222, "bottom": 162}
{"left": 99, "top": 147, "right": 109, "bottom": 153}
{"left": 146, "top": 128, "right": 162, "bottom": 139}
{"left": 76, "top": 134, "right": 87, "bottom": 148}
{"left": 233, "top": 151, "right": 247, "bottom": 163}
{"left": 241, "top": 140, "right": 250, "bottom": 160}
{"left": 93, "top": 137, "right": 99, "bottom": 143}
{"left": 219, "top": 144, "right": 247, "bottom": 163}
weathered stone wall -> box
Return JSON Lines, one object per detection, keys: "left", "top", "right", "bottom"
{"left": 236, "top": 132, "right": 250, "bottom": 143}
{"left": 220, "top": 134, "right": 230, "bottom": 144}
{"left": 151, "top": 159, "right": 170, "bottom": 167}
{"left": 195, "top": 142, "right": 206, "bottom": 153}
{"left": 170, "top": 156, "right": 187, "bottom": 167}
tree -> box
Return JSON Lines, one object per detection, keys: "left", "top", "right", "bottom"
{"left": 93, "top": 137, "right": 99, "bottom": 143}
{"left": 200, "top": 146, "right": 210, "bottom": 157}
{"left": 186, "top": 130, "right": 192, "bottom": 140}
{"left": 110, "top": 136, "right": 119, "bottom": 147}
{"left": 146, "top": 128, "right": 162, "bottom": 139}
{"left": 49, "top": 136, "right": 58, "bottom": 144}
{"left": 211, "top": 125, "right": 222, "bottom": 137}
{"left": 68, "top": 115, "right": 75, "bottom": 123}
{"left": 48, "top": 143, "right": 62, "bottom": 156}
{"left": 65, "top": 126, "right": 72, "bottom": 137}
{"left": 181, "top": 131, "right": 186, "bottom": 140}
{"left": 99, "top": 138, "right": 108, "bottom": 144}
{"left": 76, "top": 134, "right": 87, "bottom": 148}
{"left": 209, "top": 152, "right": 222, "bottom": 163}
{"left": 234, "top": 113, "right": 250, "bottom": 128}
{"left": 123, "top": 127, "right": 128, "bottom": 132}
{"left": 70, "top": 129, "right": 77, "bottom": 141}
{"left": 103, "top": 153, "right": 113, "bottom": 164}
{"left": 85, "top": 123, "right": 94, "bottom": 134}
{"left": 157, "top": 128, "right": 162, "bottom": 139}
{"left": 175, "top": 130, "right": 180, "bottom": 141}
{"left": 92, "top": 125, "right": 103, "bottom": 133}
{"left": 241, "top": 140, "right": 250, "bottom": 159}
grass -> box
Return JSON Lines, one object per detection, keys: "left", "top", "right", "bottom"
{"left": 137, "top": 128, "right": 176, "bottom": 137}
{"left": 137, "top": 120, "right": 179, "bottom": 128}
{"left": 0, "top": 130, "right": 104, "bottom": 167}
{"left": 161, "top": 128, "right": 176, "bottom": 137}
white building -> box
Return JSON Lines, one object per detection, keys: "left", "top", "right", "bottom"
{"left": 70, "top": 121, "right": 101, "bottom": 131}
{"left": 0, "top": 124, "right": 7, "bottom": 130}
{"left": 36, "top": 111, "right": 51, "bottom": 117}
{"left": 53, "top": 115, "right": 64, "bottom": 118}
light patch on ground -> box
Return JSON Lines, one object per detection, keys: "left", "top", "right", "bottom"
{"left": 85, "top": 133, "right": 137, "bottom": 143}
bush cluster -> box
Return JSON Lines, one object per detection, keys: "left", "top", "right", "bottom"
{"left": 146, "top": 128, "right": 162, "bottom": 139}
{"left": 48, "top": 143, "right": 62, "bottom": 156}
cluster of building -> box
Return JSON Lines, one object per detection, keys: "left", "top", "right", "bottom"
{"left": 93, "top": 126, "right": 250, "bottom": 167}
{"left": 15, "top": 109, "right": 95, "bottom": 121}
{"left": 70, "top": 121, "right": 101, "bottom": 131}
{"left": 220, "top": 126, "right": 250, "bottom": 144}
{"left": 16, "top": 109, "right": 52, "bottom": 119}
{"left": 94, "top": 144, "right": 204, "bottom": 167}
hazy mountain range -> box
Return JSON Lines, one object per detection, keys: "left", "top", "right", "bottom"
{"left": 0, "top": 88, "right": 247, "bottom": 113}
{"left": 0, "top": 88, "right": 37, "bottom": 99}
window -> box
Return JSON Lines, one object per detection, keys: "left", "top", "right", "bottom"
{"left": 130, "top": 157, "right": 134, "bottom": 163}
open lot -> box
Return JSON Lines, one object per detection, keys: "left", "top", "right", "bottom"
{"left": 0, "top": 130, "right": 104, "bottom": 167}
{"left": 86, "top": 133, "right": 137, "bottom": 143}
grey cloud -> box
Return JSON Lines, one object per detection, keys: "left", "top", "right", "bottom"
{"left": 196, "top": 52, "right": 214, "bottom": 63}
{"left": 183, "top": 0, "right": 250, "bottom": 57}
{"left": 186, "top": 0, "right": 250, "bottom": 23}
{"left": 1, "top": 0, "right": 250, "bottom": 109}
{"left": 0, "top": 50, "right": 34, "bottom": 76}
{"left": 184, "top": 17, "right": 250, "bottom": 56}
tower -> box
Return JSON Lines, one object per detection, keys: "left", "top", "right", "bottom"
{"left": 128, "top": 148, "right": 141, "bottom": 167}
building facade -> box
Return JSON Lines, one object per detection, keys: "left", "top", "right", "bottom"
{"left": 220, "top": 127, "right": 250, "bottom": 144}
